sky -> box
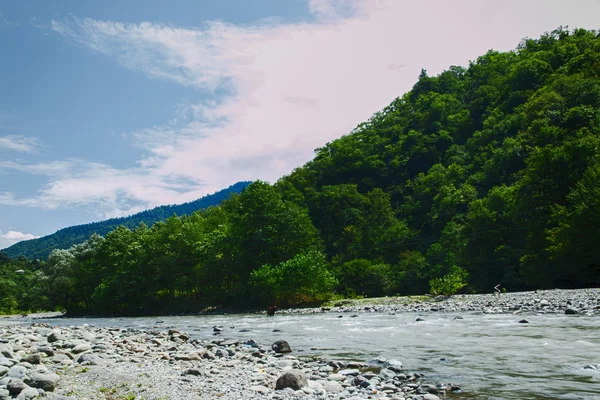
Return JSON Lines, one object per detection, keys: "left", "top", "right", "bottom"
{"left": 1, "top": 0, "right": 599, "bottom": 250}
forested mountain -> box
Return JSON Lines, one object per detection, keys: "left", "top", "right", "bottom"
{"left": 3, "top": 28, "right": 600, "bottom": 316}
{"left": 1, "top": 182, "right": 250, "bottom": 260}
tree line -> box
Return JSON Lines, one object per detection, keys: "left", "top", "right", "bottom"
{"left": 1, "top": 27, "right": 599, "bottom": 316}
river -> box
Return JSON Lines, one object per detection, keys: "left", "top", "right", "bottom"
{"left": 28, "top": 311, "right": 600, "bottom": 399}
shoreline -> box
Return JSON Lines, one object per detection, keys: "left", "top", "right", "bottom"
{"left": 2, "top": 288, "right": 599, "bottom": 321}
{"left": 0, "top": 323, "right": 460, "bottom": 400}
{"left": 0, "top": 288, "right": 598, "bottom": 399}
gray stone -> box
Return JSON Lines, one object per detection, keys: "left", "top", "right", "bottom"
{"left": 16, "top": 387, "right": 39, "bottom": 399}
{"left": 71, "top": 344, "right": 91, "bottom": 354}
{"left": 0, "top": 388, "right": 9, "bottom": 400}
{"left": 384, "top": 359, "right": 403, "bottom": 372}
{"left": 275, "top": 370, "right": 308, "bottom": 390}
{"left": 7, "top": 378, "right": 28, "bottom": 395}
{"left": 272, "top": 340, "right": 292, "bottom": 353}
{"left": 27, "top": 372, "right": 59, "bottom": 392}
{"left": 0, "top": 366, "right": 7, "bottom": 377}
{"left": 565, "top": 307, "right": 579, "bottom": 315}
{"left": 423, "top": 394, "right": 441, "bottom": 400}
{"left": 321, "top": 380, "right": 343, "bottom": 393}
{"left": 22, "top": 354, "right": 42, "bottom": 365}
{"left": 0, "top": 358, "right": 12, "bottom": 367}
{"left": 379, "top": 368, "right": 396, "bottom": 380}
{"left": 35, "top": 347, "right": 54, "bottom": 357}
{"left": 183, "top": 368, "right": 202, "bottom": 376}
{"left": 0, "top": 346, "right": 13, "bottom": 359}
{"left": 46, "top": 332, "right": 64, "bottom": 343}
{"left": 8, "top": 366, "right": 28, "bottom": 380}
{"left": 76, "top": 353, "right": 105, "bottom": 365}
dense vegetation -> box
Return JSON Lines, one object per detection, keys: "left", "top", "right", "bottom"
{"left": 2, "top": 28, "right": 600, "bottom": 316}
{"left": 1, "top": 182, "right": 250, "bottom": 260}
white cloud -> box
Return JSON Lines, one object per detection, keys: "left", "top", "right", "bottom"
{"left": 0, "top": 135, "right": 40, "bottom": 153}
{"left": 0, "top": 12, "right": 18, "bottom": 28}
{"left": 0, "top": 230, "right": 39, "bottom": 250}
{"left": 8, "top": 0, "right": 599, "bottom": 218}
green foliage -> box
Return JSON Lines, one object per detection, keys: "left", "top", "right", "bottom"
{"left": 250, "top": 250, "right": 337, "bottom": 306}
{"left": 2, "top": 182, "right": 250, "bottom": 260}
{"left": 5, "top": 28, "right": 600, "bottom": 315}
{"left": 429, "top": 266, "right": 469, "bottom": 296}
{"left": 335, "top": 259, "right": 392, "bottom": 297}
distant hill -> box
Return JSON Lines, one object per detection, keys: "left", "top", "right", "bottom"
{"left": 2, "top": 181, "right": 251, "bottom": 260}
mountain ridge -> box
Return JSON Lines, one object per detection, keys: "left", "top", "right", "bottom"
{"left": 2, "top": 181, "right": 251, "bottom": 259}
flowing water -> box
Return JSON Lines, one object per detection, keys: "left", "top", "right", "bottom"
{"left": 30, "top": 312, "right": 600, "bottom": 399}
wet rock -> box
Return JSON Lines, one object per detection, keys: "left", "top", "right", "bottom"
{"left": 565, "top": 307, "right": 579, "bottom": 315}
{"left": 519, "top": 319, "right": 529, "bottom": 323}
{"left": 275, "top": 370, "right": 308, "bottom": 390}
{"left": 272, "top": 340, "right": 292, "bottom": 353}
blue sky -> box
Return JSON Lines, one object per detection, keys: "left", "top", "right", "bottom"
{"left": 1, "top": 0, "right": 599, "bottom": 249}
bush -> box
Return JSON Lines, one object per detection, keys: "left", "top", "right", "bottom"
{"left": 429, "top": 266, "right": 468, "bottom": 296}
{"left": 250, "top": 250, "right": 337, "bottom": 306}
{"left": 336, "top": 259, "right": 392, "bottom": 297}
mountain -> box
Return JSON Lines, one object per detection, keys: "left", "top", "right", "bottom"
{"left": 1, "top": 181, "right": 251, "bottom": 260}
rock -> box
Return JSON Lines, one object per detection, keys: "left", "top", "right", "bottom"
{"left": 35, "top": 347, "right": 54, "bottom": 357}
{"left": 272, "top": 340, "right": 292, "bottom": 353}
{"left": 27, "top": 372, "right": 59, "bottom": 392}
{"left": 46, "top": 332, "right": 64, "bottom": 343}
{"left": 0, "top": 365, "right": 7, "bottom": 376}
{"left": 8, "top": 366, "right": 28, "bottom": 380}
{"left": 0, "top": 346, "right": 13, "bottom": 359}
{"left": 320, "top": 380, "right": 343, "bottom": 393}
{"left": 16, "top": 387, "right": 39, "bottom": 399}
{"left": 251, "top": 385, "right": 270, "bottom": 394}
{"left": 71, "top": 344, "right": 91, "bottom": 354}
{"left": 423, "top": 394, "right": 441, "bottom": 400}
{"left": 0, "top": 388, "right": 9, "bottom": 400}
{"left": 384, "top": 359, "right": 403, "bottom": 372}
{"left": 7, "top": 378, "right": 28, "bottom": 395}
{"left": 379, "top": 368, "right": 396, "bottom": 380}
{"left": 519, "top": 319, "right": 529, "bottom": 324}
{"left": 416, "top": 317, "right": 425, "bottom": 322}
{"left": 22, "top": 354, "right": 42, "bottom": 365}
{"left": 565, "top": 307, "right": 579, "bottom": 315}
{"left": 183, "top": 369, "right": 202, "bottom": 376}
{"left": 275, "top": 370, "right": 308, "bottom": 390}
{"left": 76, "top": 353, "right": 105, "bottom": 365}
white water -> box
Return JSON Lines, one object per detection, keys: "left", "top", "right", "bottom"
{"left": 32, "top": 312, "right": 600, "bottom": 399}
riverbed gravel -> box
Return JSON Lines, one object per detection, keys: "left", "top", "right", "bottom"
{"left": 0, "top": 288, "right": 598, "bottom": 399}
{"left": 0, "top": 323, "right": 460, "bottom": 400}
{"left": 281, "top": 288, "right": 600, "bottom": 316}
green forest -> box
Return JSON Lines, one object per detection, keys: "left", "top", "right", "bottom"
{"left": 1, "top": 28, "right": 599, "bottom": 316}
{"left": 1, "top": 182, "right": 250, "bottom": 260}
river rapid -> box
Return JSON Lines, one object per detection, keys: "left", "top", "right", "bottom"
{"left": 29, "top": 309, "right": 600, "bottom": 399}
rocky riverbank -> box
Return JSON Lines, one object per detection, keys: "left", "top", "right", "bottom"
{"left": 0, "top": 323, "right": 461, "bottom": 400}
{"left": 280, "top": 288, "right": 600, "bottom": 317}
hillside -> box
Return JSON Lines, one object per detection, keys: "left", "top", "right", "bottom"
{"left": 3, "top": 28, "right": 600, "bottom": 316}
{"left": 1, "top": 181, "right": 250, "bottom": 260}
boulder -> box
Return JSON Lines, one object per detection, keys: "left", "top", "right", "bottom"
{"left": 565, "top": 307, "right": 579, "bottom": 315}
{"left": 7, "top": 378, "right": 28, "bottom": 395}
{"left": 275, "top": 370, "right": 308, "bottom": 390}
{"left": 46, "top": 332, "right": 65, "bottom": 343}
{"left": 76, "top": 353, "right": 105, "bottom": 366}
{"left": 272, "top": 340, "right": 292, "bottom": 353}
{"left": 27, "top": 371, "right": 59, "bottom": 392}
{"left": 16, "top": 387, "right": 39, "bottom": 399}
